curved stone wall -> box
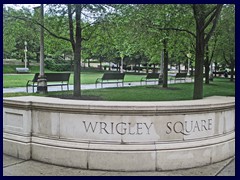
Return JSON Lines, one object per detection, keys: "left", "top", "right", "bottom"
{"left": 3, "top": 96, "right": 235, "bottom": 171}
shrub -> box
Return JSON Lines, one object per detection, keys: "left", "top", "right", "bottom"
{"left": 45, "top": 59, "right": 72, "bottom": 71}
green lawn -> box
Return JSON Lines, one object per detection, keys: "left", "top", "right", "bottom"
{"left": 3, "top": 65, "right": 54, "bottom": 74}
{"left": 3, "top": 71, "right": 146, "bottom": 88}
{"left": 82, "top": 78, "right": 235, "bottom": 101}
{"left": 3, "top": 78, "right": 235, "bottom": 101}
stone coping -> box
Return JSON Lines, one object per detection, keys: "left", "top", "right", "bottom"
{"left": 3, "top": 96, "right": 235, "bottom": 115}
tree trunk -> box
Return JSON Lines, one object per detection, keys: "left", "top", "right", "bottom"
{"left": 204, "top": 44, "right": 210, "bottom": 84}
{"left": 178, "top": 61, "right": 180, "bottom": 73}
{"left": 214, "top": 62, "right": 217, "bottom": 77}
{"left": 205, "top": 63, "right": 210, "bottom": 84}
{"left": 163, "top": 39, "right": 168, "bottom": 88}
{"left": 88, "top": 59, "right": 90, "bottom": 67}
{"left": 73, "top": 4, "right": 82, "bottom": 97}
{"left": 193, "top": 18, "right": 204, "bottom": 99}
{"left": 99, "top": 57, "right": 102, "bottom": 70}
{"left": 230, "top": 59, "right": 234, "bottom": 82}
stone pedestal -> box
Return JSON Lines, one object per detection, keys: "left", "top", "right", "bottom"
{"left": 37, "top": 76, "right": 47, "bottom": 94}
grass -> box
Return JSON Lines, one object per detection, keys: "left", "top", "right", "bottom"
{"left": 3, "top": 70, "right": 146, "bottom": 88}
{"left": 82, "top": 78, "right": 235, "bottom": 101}
{"left": 3, "top": 78, "right": 235, "bottom": 101}
{"left": 3, "top": 65, "right": 54, "bottom": 74}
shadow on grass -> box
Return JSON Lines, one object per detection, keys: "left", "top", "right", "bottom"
{"left": 146, "top": 86, "right": 182, "bottom": 90}
{"left": 49, "top": 94, "right": 103, "bottom": 101}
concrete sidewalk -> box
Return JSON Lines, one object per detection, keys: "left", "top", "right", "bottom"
{"left": 3, "top": 154, "right": 235, "bottom": 176}
{"left": 3, "top": 78, "right": 193, "bottom": 93}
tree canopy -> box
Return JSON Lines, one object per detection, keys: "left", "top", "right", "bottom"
{"left": 3, "top": 4, "right": 235, "bottom": 99}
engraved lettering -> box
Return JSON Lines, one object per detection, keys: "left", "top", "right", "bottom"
{"left": 100, "top": 122, "right": 109, "bottom": 134}
{"left": 201, "top": 120, "right": 207, "bottom": 131}
{"left": 166, "top": 118, "right": 214, "bottom": 135}
{"left": 128, "top": 123, "right": 135, "bottom": 135}
{"left": 193, "top": 121, "right": 200, "bottom": 132}
{"left": 166, "top": 122, "right": 172, "bottom": 134}
{"left": 116, "top": 122, "right": 126, "bottom": 135}
{"left": 173, "top": 121, "right": 185, "bottom": 135}
{"left": 144, "top": 122, "right": 153, "bottom": 134}
{"left": 83, "top": 121, "right": 98, "bottom": 133}
{"left": 83, "top": 121, "right": 154, "bottom": 135}
{"left": 185, "top": 120, "right": 193, "bottom": 133}
{"left": 208, "top": 119, "right": 212, "bottom": 130}
{"left": 136, "top": 123, "right": 143, "bottom": 135}
{"left": 110, "top": 122, "right": 114, "bottom": 134}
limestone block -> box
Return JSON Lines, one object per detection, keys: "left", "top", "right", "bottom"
{"left": 183, "top": 113, "right": 215, "bottom": 140}
{"left": 211, "top": 139, "right": 235, "bottom": 163}
{"left": 59, "top": 113, "right": 122, "bottom": 142}
{"left": 214, "top": 111, "right": 225, "bottom": 135}
{"left": 156, "top": 146, "right": 212, "bottom": 171}
{"left": 3, "top": 139, "right": 31, "bottom": 160}
{"left": 153, "top": 115, "right": 185, "bottom": 142}
{"left": 88, "top": 150, "right": 156, "bottom": 171}
{"left": 224, "top": 110, "right": 235, "bottom": 133}
{"left": 32, "top": 143, "right": 88, "bottom": 169}
{"left": 32, "top": 110, "right": 60, "bottom": 138}
{"left": 3, "top": 107, "right": 31, "bottom": 135}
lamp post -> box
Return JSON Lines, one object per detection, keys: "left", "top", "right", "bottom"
{"left": 36, "top": 4, "right": 47, "bottom": 94}
{"left": 24, "top": 41, "right": 27, "bottom": 68}
{"left": 120, "top": 53, "right": 124, "bottom": 73}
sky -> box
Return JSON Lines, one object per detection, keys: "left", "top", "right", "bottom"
{"left": 4, "top": 4, "right": 41, "bottom": 10}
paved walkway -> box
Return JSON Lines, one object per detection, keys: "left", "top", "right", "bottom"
{"left": 3, "top": 78, "right": 193, "bottom": 93}
{"left": 3, "top": 154, "right": 235, "bottom": 176}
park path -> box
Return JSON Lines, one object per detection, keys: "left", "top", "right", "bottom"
{"left": 3, "top": 154, "right": 235, "bottom": 176}
{"left": 3, "top": 78, "right": 193, "bottom": 93}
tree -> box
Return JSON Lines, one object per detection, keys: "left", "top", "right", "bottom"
{"left": 215, "top": 5, "right": 235, "bottom": 82}
{"left": 192, "top": 4, "right": 223, "bottom": 99}
{"left": 119, "top": 4, "right": 223, "bottom": 99}
{"left": 3, "top": 7, "right": 39, "bottom": 61}
{"left": 4, "top": 4, "right": 111, "bottom": 97}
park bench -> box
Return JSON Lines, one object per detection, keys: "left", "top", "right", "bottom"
{"left": 16, "top": 67, "right": 29, "bottom": 73}
{"left": 26, "top": 72, "right": 71, "bottom": 93}
{"left": 170, "top": 72, "right": 188, "bottom": 83}
{"left": 140, "top": 73, "right": 160, "bottom": 85}
{"left": 95, "top": 72, "right": 125, "bottom": 88}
